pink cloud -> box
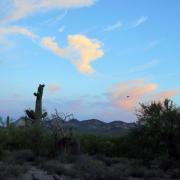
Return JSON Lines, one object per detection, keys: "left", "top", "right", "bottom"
{"left": 109, "top": 79, "right": 157, "bottom": 111}
{"left": 48, "top": 84, "right": 60, "bottom": 95}
{"left": 109, "top": 79, "right": 180, "bottom": 112}
{"left": 152, "top": 90, "right": 180, "bottom": 102}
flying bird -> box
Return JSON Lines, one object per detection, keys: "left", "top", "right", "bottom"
{"left": 126, "top": 96, "right": 130, "bottom": 98}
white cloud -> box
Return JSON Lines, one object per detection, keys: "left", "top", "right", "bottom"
{"left": 41, "top": 36, "right": 65, "bottom": 55}
{"left": 132, "top": 16, "right": 148, "bottom": 28}
{"left": 1, "top": 0, "right": 96, "bottom": 23}
{"left": 104, "top": 21, "right": 123, "bottom": 32}
{"left": 41, "top": 34, "right": 104, "bottom": 74}
{"left": 0, "top": 26, "right": 38, "bottom": 40}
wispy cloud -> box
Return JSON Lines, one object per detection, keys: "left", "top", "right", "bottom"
{"left": 81, "top": 26, "right": 97, "bottom": 35}
{"left": 44, "top": 10, "right": 68, "bottom": 25}
{"left": 145, "top": 40, "right": 159, "bottom": 50}
{"left": 109, "top": 79, "right": 157, "bottom": 111}
{"left": 48, "top": 84, "right": 61, "bottom": 95}
{"left": 109, "top": 79, "right": 179, "bottom": 111}
{"left": 0, "top": 26, "right": 38, "bottom": 40}
{"left": 41, "top": 34, "right": 104, "bottom": 74}
{"left": 166, "top": 71, "right": 180, "bottom": 77}
{"left": 58, "top": 25, "right": 66, "bottom": 33}
{"left": 152, "top": 90, "right": 180, "bottom": 102}
{"left": 0, "top": 26, "right": 104, "bottom": 75}
{"left": 1, "top": 0, "right": 96, "bottom": 23}
{"left": 104, "top": 21, "right": 123, "bottom": 32}
{"left": 128, "top": 60, "right": 159, "bottom": 74}
{"left": 132, "top": 16, "right": 148, "bottom": 28}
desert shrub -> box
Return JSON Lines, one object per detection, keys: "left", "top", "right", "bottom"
{"left": 1, "top": 150, "right": 34, "bottom": 165}
{"left": 74, "top": 155, "right": 107, "bottom": 180}
{"left": 0, "top": 123, "right": 57, "bottom": 157}
{"left": 0, "top": 162, "right": 28, "bottom": 179}
{"left": 136, "top": 99, "right": 180, "bottom": 159}
{"left": 112, "top": 99, "right": 180, "bottom": 161}
{"left": 41, "top": 159, "right": 66, "bottom": 175}
{"left": 79, "top": 134, "right": 122, "bottom": 156}
{"left": 168, "top": 169, "right": 180, "bottom": 179}
{"left": 158, "top": 155, "right": 175, "bottom": 171}
{"left": 78, "top": 133, "right": 139, "bottom": 159}
{"left": 12, "top": 150, "right": 35, "bottom": 164}
{"left": 94, "top": 154, "right": 121, "bottom": 166}
{"left": 57, "top": 153, "right": 78, "bottom": 163}
{"left": 70, "top": 99, "right": 180, "bottom": 161}
{"left": 1, "top": 98, "right": 180, "bottom": 178}
{"left": 0, "top": 128, "right": 8, "bottom": 153}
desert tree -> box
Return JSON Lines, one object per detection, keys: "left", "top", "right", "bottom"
{"left": 136, "top": 99, "right": 180, "bottom": 159}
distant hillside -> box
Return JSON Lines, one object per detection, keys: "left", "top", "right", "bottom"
{"left": 46, "top": 118, "right": 135, "bottom": 136}
{"left": 15, "top": 118, "right": 136, "bottom": 136}
{"left": 64, "top": 119, "right": 136, "bottom": 135}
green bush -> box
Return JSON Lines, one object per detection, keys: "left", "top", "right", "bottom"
{"left": 0, "top": 123, "right": 55, "bottom": 157}
{"left": 0, "top": 98, "right": 180, "bottom": 169}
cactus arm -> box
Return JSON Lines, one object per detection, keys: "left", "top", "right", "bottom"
{"left": 26, "top": 110, "right": 36, "bottom": 120}
{"left": 42, "top": 112, "right": 47, "bottom": 118}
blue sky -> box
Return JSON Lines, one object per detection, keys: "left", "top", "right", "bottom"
{"left": 0, "top": 0, "right": 180, "bottom": 122}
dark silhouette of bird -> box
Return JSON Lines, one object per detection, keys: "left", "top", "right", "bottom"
{"left": 126, "top": 96, "right": 130, "bottom": 98}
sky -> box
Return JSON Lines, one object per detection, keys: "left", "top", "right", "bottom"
{"left": 0, "top": 0, "right": 180, "bottom": 122}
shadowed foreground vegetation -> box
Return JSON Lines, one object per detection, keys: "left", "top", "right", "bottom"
{"left": 1, "top": 98, "right": 180, "bottom": 179}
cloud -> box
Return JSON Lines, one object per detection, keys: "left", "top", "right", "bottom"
{"left": 104, "top": 21, "right": 123, "bottom": 32}
{"left": 58, "top": 25, "right": 66, "bottom": 33}
{"left": 44, "top": 96, "right": 135, "bottom": 122}
{"left": 0, "top": 26, "right": 38, "bottom": 40}
{"left": 166, "top": 71, "right": 180, "bottom": 77}
{"left": 152, "top": 90, "right": 180, "bottom": 102}
{"left": 41, "top": 34, "right": 104, "bottom": 74}
{"left": 44, "top": 10, "right": 68, "bottom": 25}
{"left": 109, "top": 79, "right": 157, "bottom": 111}
{"left": 41, "top": 36, "right": 65, "bottom": 56}
{"left": 48, "top": 84, "right": 61, "bottom": 95}
{"left": 109, "top": 79, "right": 180, "bottom": 111}
{"left": 145, "top": 40, "right": 159, "bottom": 50}
{"left": 2, "top": 0, "right": 96, "bottom": 23}
{"left": 132, "top": 16, "right": 148, "bottom": 28}
{"left": 80, "top": 26, "right": 97, "bottom": 35}
{"left": 128, "top": 60, "right": 159, "bottom": 74}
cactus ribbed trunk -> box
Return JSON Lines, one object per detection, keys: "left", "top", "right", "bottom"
{"left": 34, "top": 84, "right": 44, "bottom": 120}
{"left": 26, "top": 84, "right": 47, "bottom": 122}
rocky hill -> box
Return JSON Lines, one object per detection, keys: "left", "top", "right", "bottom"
{"left": 45, "top": 118, "right": 136, "bottom": 136}
{"left": 14, "top": 118, "right": 136, "bottom": 136}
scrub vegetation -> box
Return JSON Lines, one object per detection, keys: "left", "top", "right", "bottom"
{"left": 0, "top": 85, "right": 180, "bottom": 179}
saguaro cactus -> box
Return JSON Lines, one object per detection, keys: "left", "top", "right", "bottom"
{"left": 26, "top": 84, "right": 47, "bottom": 122}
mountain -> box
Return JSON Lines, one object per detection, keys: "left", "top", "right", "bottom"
{"left": 14, "top": 118, "right": 136, "bottom": 136}
{"left": 65, "top": 119, "right": 135, "bottom": 135}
